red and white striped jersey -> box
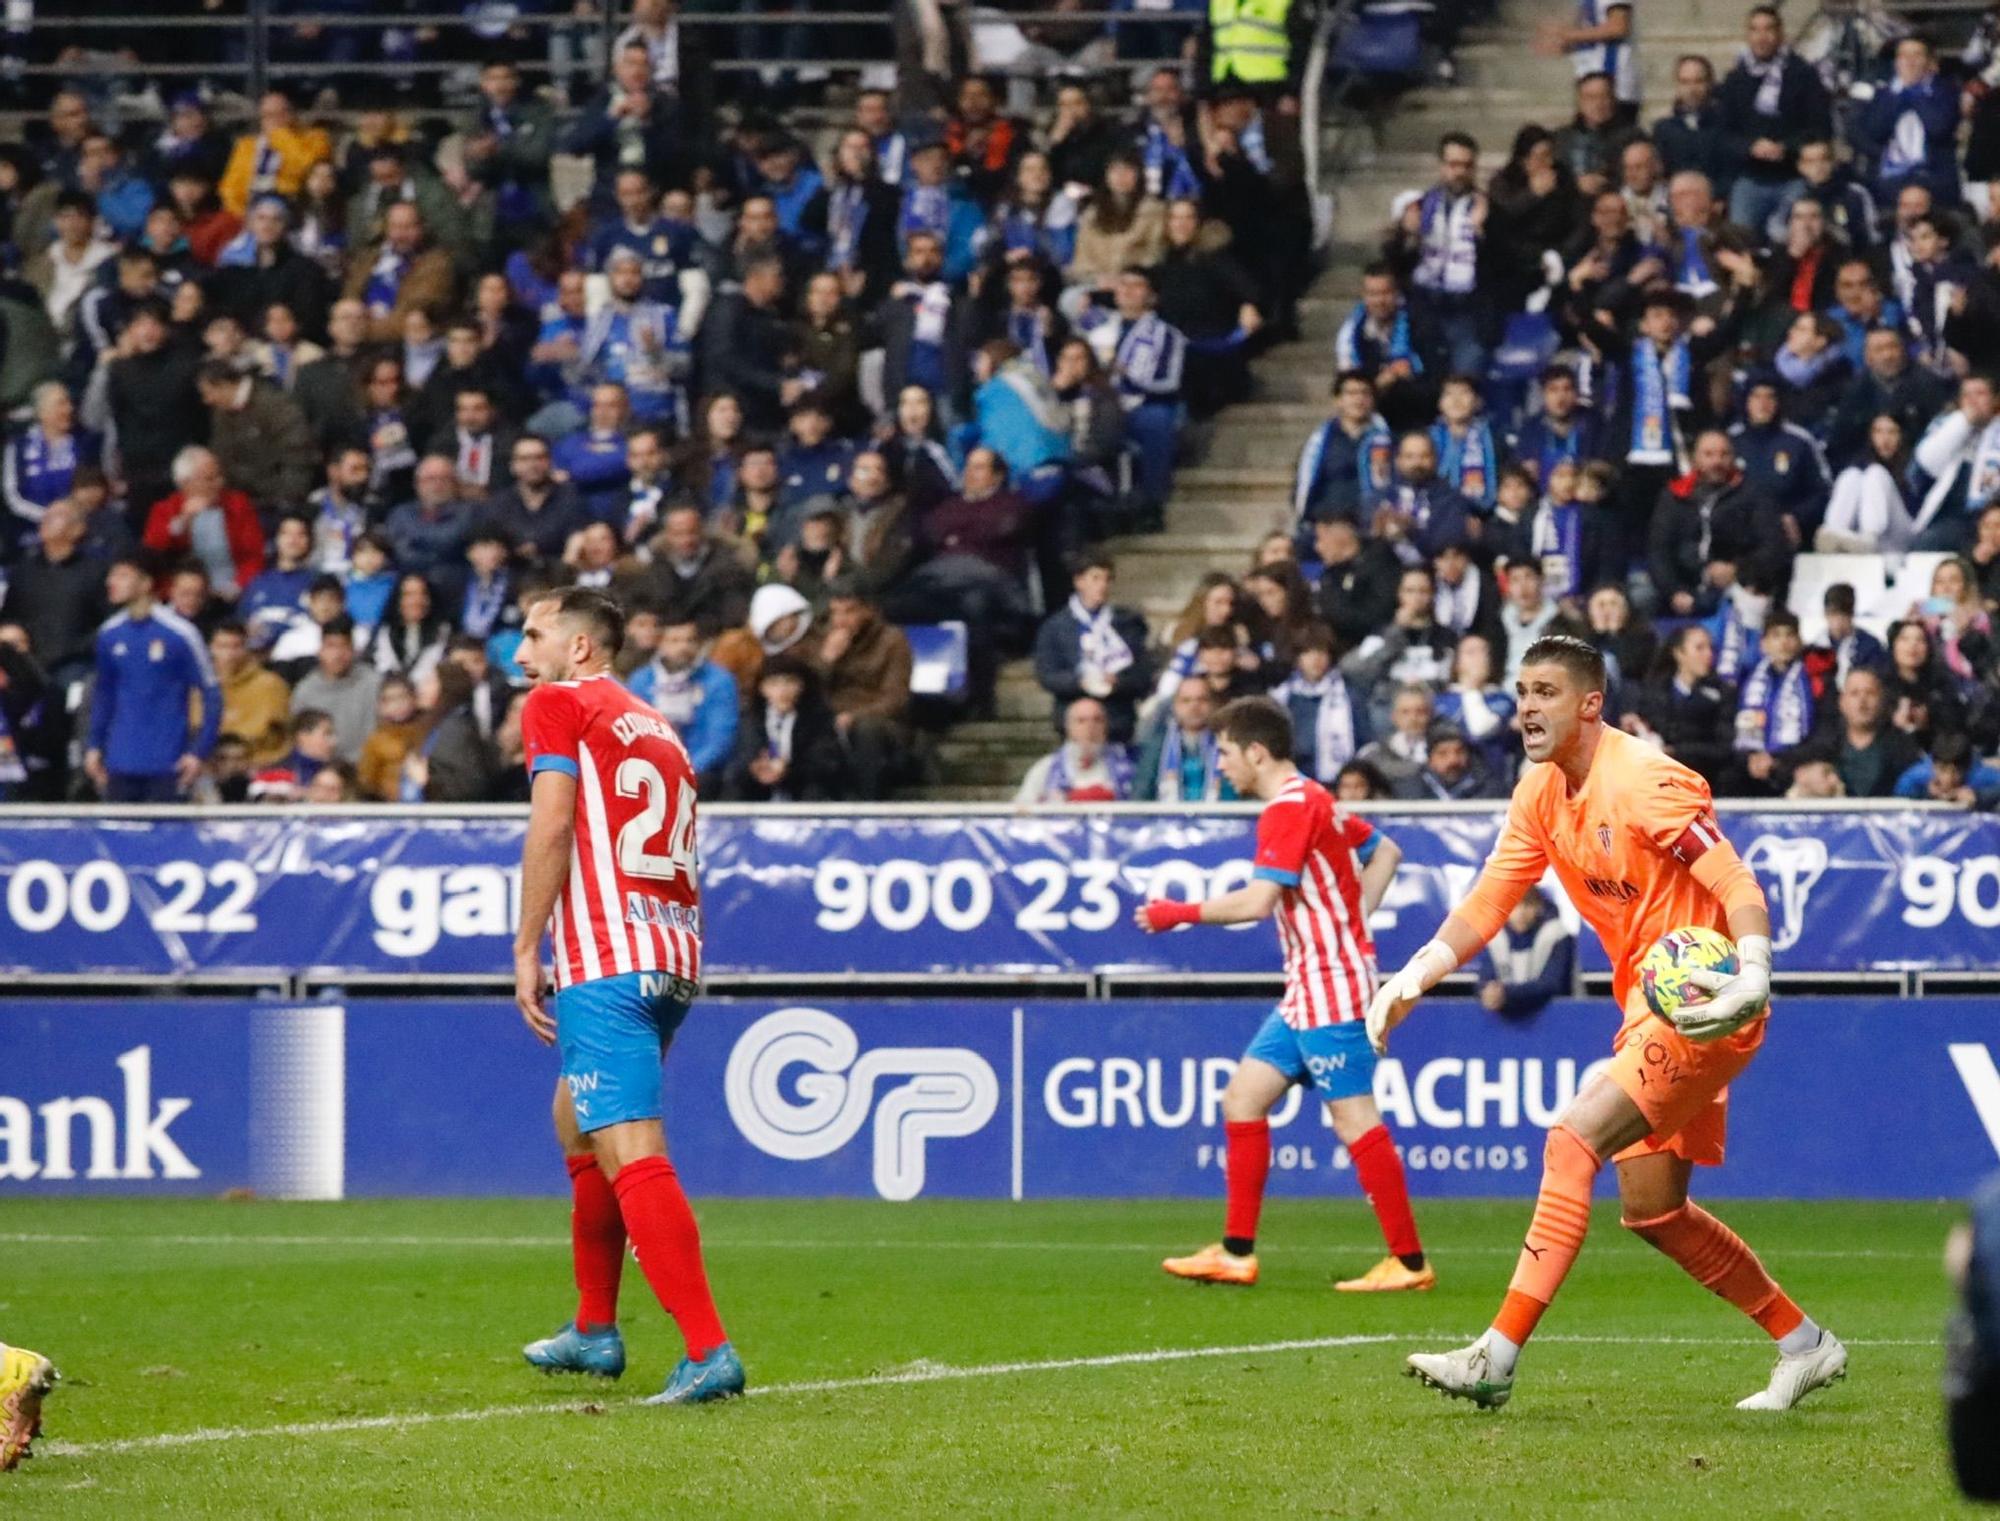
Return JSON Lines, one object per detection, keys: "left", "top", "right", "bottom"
{"left": 521, "top": 672, "right": 703, "bottom": 991}
{"left": 1252, "top": 774, "right": 1380, "bottom": 1029}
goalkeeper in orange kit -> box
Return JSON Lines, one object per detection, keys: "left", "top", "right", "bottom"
{"left": 1369, "top": 635, "right": 1846, "bottom": 1412}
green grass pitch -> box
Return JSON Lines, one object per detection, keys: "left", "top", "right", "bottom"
{"left": 0, "top": 1196, "right": 1976, "bottom": 1517}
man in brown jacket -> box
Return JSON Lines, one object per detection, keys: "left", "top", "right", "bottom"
{"left": 342, "top": 201, "right": 458, "bottom": 345}
{"left": 208, "top": 620, "right": 293, "bottom": 766}
{"left": 196, "top": 360, "right": 317, "bottom": 510}
{"left": 810, "top": 577, "right": 915, "bottom": 800}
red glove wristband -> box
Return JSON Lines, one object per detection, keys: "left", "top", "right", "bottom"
{"left": 1143, "top": 898, "right": 1203, "bottom": 932}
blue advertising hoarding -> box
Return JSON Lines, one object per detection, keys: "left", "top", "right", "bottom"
{"left": 0, "top": 805, "right": 1989, "bottom": 979}
{"left": 5, "top": 996, "right": 1996, "bottom": 1201}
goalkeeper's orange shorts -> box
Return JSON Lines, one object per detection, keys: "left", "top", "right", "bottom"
{"left": 1606, "top": 988, "right": 1768, "bottom": 1168}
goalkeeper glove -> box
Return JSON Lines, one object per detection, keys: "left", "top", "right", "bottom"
{"left": 1672, "top": 934, "right": 1772, "bottom": 1043}
{"left": 1365, "top": 939, "right": 1458, "bottom": 1055}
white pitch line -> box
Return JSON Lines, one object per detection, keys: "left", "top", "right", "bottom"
{"left": 44, "top": 1333, "right": 1405, "bottom": 1457}
{"left": 38, "top": 1330, "right": 1937, "bottom": 1460}
{"left": 0, "top": 1232, "right": 1948, "bottom": 1261}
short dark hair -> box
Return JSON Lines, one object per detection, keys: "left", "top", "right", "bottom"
{"left": 320, "top": 615, "right": 357, "bottom": 644}
{"left": 1294, "top": 622, "right": 1337, "bottom": 657}
{"left": 1333, "top": 368, "right": 1375, "bottom": 396}
{"left": 1933, "top": 730, "right": 1975, "bottom": 770}
{"left": 1539, "top": 364, "right": 1578, "bottom": 388}
{"left": 1764, "top": 609, "right": 1802, "bottom": 636}
{"left": 1824, "top": 582, "right": 1857, "bottom": 615}
{"left": 196, "top": 359, "right": 242, "bottom": 388}
{"left": 1194, "top": 625, "right": 1239, "bottom": 653}
{"left": 293, "top": 707, "right": 335, "bottom": 736}
{"left": 1519, "top": 632, "right": 1606, "bottom": 693}
{"left": 1070, "top": 550, "right": 1115, "bottom": 580}
{"left": 539, "top": 585, "right": 625, "bottom": 659}
{"left": 307, "top": 573, "right": 346, "bottom": 600}
{"left": 1214, "top": 696, "right": 1294, "bottom": 761}
{"left": 1439, "top": 130, "right": 1478, "bottom": 157}
{"left": 212, "top": 618, "right": 248, "bottom": 641}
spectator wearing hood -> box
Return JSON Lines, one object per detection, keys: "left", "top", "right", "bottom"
{"left": 1730, "top": 373, "right": 1832, "bottom": 537}
{"left": 711, "top": 581, "right": 813, "bottom": 709}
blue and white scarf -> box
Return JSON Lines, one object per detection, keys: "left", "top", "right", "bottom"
{"left": 1674, "top": 226, "right": 1716, "bottom": 298}
{"left": 1629, "top": 336, "right": 1691, "bottom": 466}
{"left": 1336, "top": 303, "right": 1422, "bottom": 377}
{"left": 1431, "top": 418, "right": 1496, "bottom": 507}
{"left": 1416, "top": 189, "right": 1479, "bottom": 295}
{"left": 216, "top": 226, "right": 262, "bottom": 268}
{"left": 1882, "top": 72, "right": 1939, "bottom": 177}
{"left": 1046, "top": 741, "right": 1135, "bottom": 800}
{"left": 1270, "top": 672, "right": 1357, "bottom": 782}
{"left": 1071, "top": 595, "right": 1134, "bottom": 681}
{"left": 900, "top": 182, "right": 949, "bottom": 243}
{"left": 1735, "top": 656, "right": 1812, "bottom": 751}
{"left": 364, "top": 247, "right": 408, "bottom": 316}
{"left": 1008, "top": 308, "right": 1053, "bottom": 376}
{"left": 461, "top": 570, "right": 511, "bottom": 640}
{"left": 1141, "top": 122, "right": 1201, "bottom": 200}
{"left": 1530, "top": 499, "right": 1584, "bottom": 600}
{"left": 250, "top": 136, "right": 282, "bottom": 196}
{"left": 827, "top": 182, "right": 868, "bottom": 272}
{"left": 1740, "top": 46, "right": 1791, "bottom": 119}
{"left": 1157, "top": 724, "right": 1223, "bottom": 801}
{"left": 875, "top": 131, "right": 908, "bottom": 186}
{"left": 995, "top": 193, "right": 1079, "bottom": 267}
{"left": 1113, "top": 314, "right": 1185, "bottom": 408}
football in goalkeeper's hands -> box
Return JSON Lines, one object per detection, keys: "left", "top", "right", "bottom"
{"left": 1638, "top": 926, "right": 1739, "bottom": 1020}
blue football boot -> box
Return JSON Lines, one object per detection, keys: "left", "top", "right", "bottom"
{"left": 642, "top": 1341, "right": 746, "bottom": 1405}
{"left": 523, "top": 1322, "right": 626, "bottom": 1379}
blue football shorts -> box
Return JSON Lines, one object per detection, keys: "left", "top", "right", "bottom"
{"left": 1242, "top": 1009, "right": 1377, "bottom": 1102}
{"left": 554, "top": 971, "right": 695, "bottom": 1133}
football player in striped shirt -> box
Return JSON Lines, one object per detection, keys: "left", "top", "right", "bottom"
{"left": 511, "top": 586, "right": 743, "bottom": 1405}
{"left": 1137, "top": 697, "right": 1432, "bottom": 1292}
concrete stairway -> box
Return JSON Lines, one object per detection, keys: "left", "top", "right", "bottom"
{"left": 926, "top": 0, "right": 1746, "bottom": 799}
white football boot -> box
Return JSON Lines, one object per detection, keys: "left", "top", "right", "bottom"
{"left": 1736, "top": 1329, "right": 1848, "bottom": 1411}
{"left": 1406, "top": 1335, "right": 1513, "bottom": 1410}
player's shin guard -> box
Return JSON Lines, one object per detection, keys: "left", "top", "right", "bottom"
{"left": 567, "top": 1153, "right": 626, "bottom": 1331}
{"left": 611, "top": 1155, "right": 728, "bottom": 1361}
{"left": 1622, "top": 1203, "right": 1805, "bottom": 1341}
{"left": 1493, "top": 1124, "right": 1603, "bottom": 1348}
{"left": 1349, "top": 1124, "right": 1422, "bottom": 1262}
{"left": 1223, "top": 1119, "right": 1271, "bottom": 1247}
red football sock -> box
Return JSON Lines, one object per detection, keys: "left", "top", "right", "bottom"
{"left": 1223, "top": 1119, "right": 1271, "bottom": 1245}
{"left": 565, "top": 1153, "right": 624, "bottom": 1331}
{"left": 610, "top": 1155, "right": 728, "bottom": 1361}
{"left": 1349, "top": 1124, "right": 1422, "bottom": 1261}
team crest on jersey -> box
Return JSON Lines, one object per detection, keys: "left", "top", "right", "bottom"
{"left": 1596, "top": 824, "right": 1612, "bottom": 855}
{"left": 1774, "top": 451, "right": 1791, "bottom": 475}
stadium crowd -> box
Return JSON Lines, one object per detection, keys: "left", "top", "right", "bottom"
{"left": 0, "top": 0, "right": 1317, "bottom": 805}
{"left": 11, "top": 0, "right": 2000, "bottom": 815}
{"left": 1021, "top": 0, "right": 2000, "bottom": 810}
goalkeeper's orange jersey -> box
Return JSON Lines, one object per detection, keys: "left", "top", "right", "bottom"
{"left": 1467, "top": 727, "right": 1761, "bottom": 1040}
